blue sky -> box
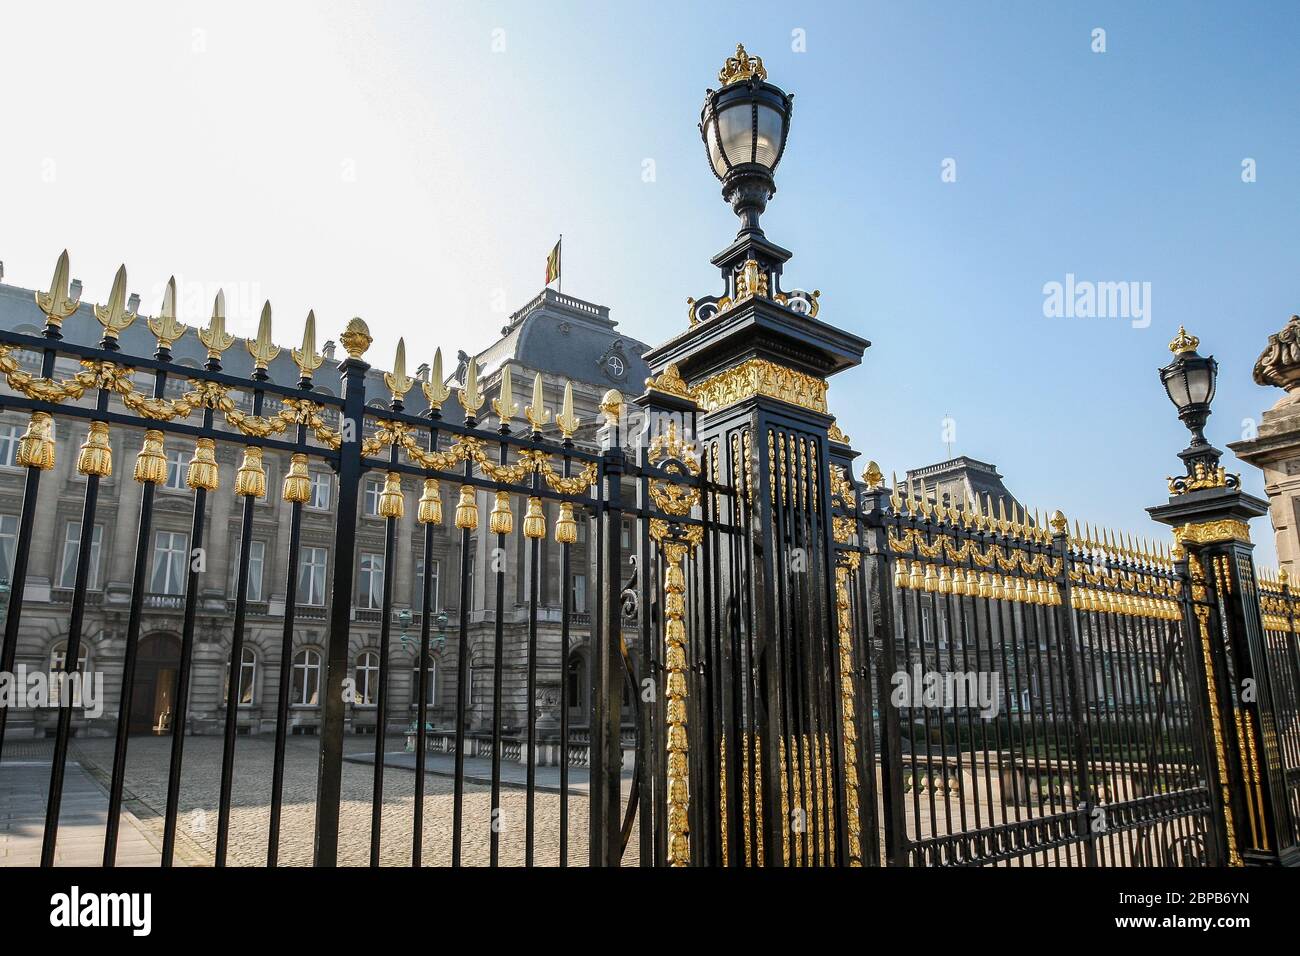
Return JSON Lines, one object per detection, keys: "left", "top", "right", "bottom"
{"left": 2, "top": 1, "right": 1298, "bottom": 563}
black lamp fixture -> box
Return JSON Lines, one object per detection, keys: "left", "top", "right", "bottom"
{"left": 1160, "top": 326, "right": 1223, "bottom": 477}
{"left": 699, "top": 44, "right": 795, "bottom": 237}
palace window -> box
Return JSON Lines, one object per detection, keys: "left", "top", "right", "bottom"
{"left": 359, "top": 552, "right": 385, "bottom": 609}
{"left": 229, "top": 539, "right": 266, "bottom": 602}
{"left": 363, "top": 477, "right": 383, "bottom": 517}
{"left": 572, "top": 574, "right": 587, "bottom": 613}
{"left": 308, "top": 472, "right": 331, "bottom": 510}
{"left": 163, "top": 448, "right": 188, "bottom": 490}
{"left": 415, "top": 559, "right": 441, "bottom": 612}
{"left": 49, "top": 642, "right": 90, "bottom": 707}
{"left": 354, "top": 650, "right": 379, "bottom": 705}
{"left": 0, "top": 422, "right": 21, "bottom": 467}
{"left": 291, "top": 649, "right": 322, "bottom": 706}
{"left": 298, "top": 547, "right": 328, "bottom": 606}
{"left": 567, "top": 653, "right": 587, "bottom": 718}
{"left": 222, "top": 647, "right": 257, "bottom": 706}
{"left": 0, "top": 514, "right": 19, "bottom": 586}
{"left": 59, "top": 522, "right": 104, "bottom": 590}
{"left": 412, "top": 658, "right": 437, "bottom": 708}
{"left": 150, "top": 531, "right": 189, "bottom": 595}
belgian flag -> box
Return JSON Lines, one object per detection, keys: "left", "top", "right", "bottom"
{"left": 545, "top": 238, "right": 561, "bottom": 288}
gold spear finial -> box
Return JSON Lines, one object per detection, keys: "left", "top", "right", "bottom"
{"left": 198, "top": 290, "right": 235, "bottom": 358}
{"left": 492, "top": 364, "right": 518, "bottom": 423}
{"left": 147, "top": 276, "right": 187, "bottom": 349}
{"left": 292, "top": 310, "right": 324, "bottom": 379}
{"left": 458, "top": 355, "right": 484, "bottom": 416}
{"left": 384, "top": 337, "right": 414, "bottom": 400}
{"left": 525, "top": 372, "right": 551, "bottom": 432}
{"left": 246, "top": 301, "right": 280, "bottom": 371}
{"left": 93, "top": 264, "right": 138, "bottom": 341}
{"left": 35, "top": 250, "right": 80, "bottom": 328}
{"left": 556, "top": 380, "right": 580, "bottom": 439}
{"left": 422, "top": 347, "right": 452, "bottom": 411}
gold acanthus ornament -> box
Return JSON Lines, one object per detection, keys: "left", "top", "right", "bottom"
{"left": 648, "top": 421, "right": 702, "bottom": 518}
{"left": 644, "top": 363, "right": 694, "bottom": 401}
{"left": 458, "top": 356, "right": 485, "bottom": 416}
{"left": 492, "top": 365, "right": 519, "bottom": 424}
{"left": 690, "top": 358, "right": 828, "bottom": 414}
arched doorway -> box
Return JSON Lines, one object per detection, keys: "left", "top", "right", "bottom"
{"left": 130, "top": 634, "right": 181, "bottom": 735}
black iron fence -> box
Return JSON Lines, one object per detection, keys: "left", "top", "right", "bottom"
{"left": 2, "top": 265, "right": 1299, "bottom": 868}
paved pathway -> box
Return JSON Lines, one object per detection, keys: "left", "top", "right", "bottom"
{"left": 0, "top": 736, "right": 637, "bottom": 867}
{"left": 0, "top": 759, "right": 164, "bottom": 866}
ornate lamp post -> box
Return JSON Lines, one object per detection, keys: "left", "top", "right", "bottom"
{"left": 699, "top": 44, "right": 795, "bottom": 238}
{"left": 1160, "top": 326, "right": 1229, "bottom": 485}
{"left": 1148, "top": 328, "right": 1285, "bottom": 866}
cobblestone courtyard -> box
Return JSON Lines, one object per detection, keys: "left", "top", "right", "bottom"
{"left": 2, "top": 736, "right": 637, "bottom": 867}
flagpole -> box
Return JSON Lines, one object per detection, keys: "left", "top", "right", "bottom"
{"left": 558, "top": 234, "right": 562, "bottom": 294}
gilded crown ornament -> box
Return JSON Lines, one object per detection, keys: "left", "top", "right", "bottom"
{"left": 458, "top": 356, "right": 485, "bottom": 416}
{"left": 423, "top": 347, "right": 452, "bottom": 411}
{"left": 525, "top": 372, "right": 551, "bottom": 432}
{"left": 1169, "top": 325, "right": 1200, "bottom": 355}
{"left": 292, "top": 310, "right": 324, "bottom": 380}
{"left": 340, "top": 317, "right": 372, "bottom": 359}
{"left": 198, "top": 290, "right": 235, "bottom": 359}
{"left": 35, "top": 250, "right": 81, "bottom": 328}
{"left": 492, "top": 365, "right": 519, "bottom": 424}
{"left": 246, "top": 301, "right": 280, "bottom": 371}
{"left": 556, "top": 380, "right": 580, "bottom": 439}
{"left": 93, "top": 265, "right": 138, "bottom": 341}
{"left": 148, "top": 277, "right": 187, "bottom": 350}
{"left": 719, "top": 43, "right": 767, "bottom": 85}
{"left": 384, "top": 337, "right": 414, "bottom": 401}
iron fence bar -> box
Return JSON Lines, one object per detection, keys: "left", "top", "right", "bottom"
{"left": 489, "top": 423, "right": 508, "bottom": 868}
{"left": 40, "top": 376, "right": 111, "bottom": 866}
{"left": 411, "top": 408, "right": 441, "bottom": 867}
{"left": 634, "top": 448, "right": 653, "bottom": 865}
{"left": 450, "top": 424, "right": 475, "bottom": 868}
{"left": 524, "top": 423, "right": 543, "bottom": 867}
{"left": 102, "top": 346, "right": 172, "bottom": 865}
{"left": 1054, "top": 529, "right": 1096, "bottom": 866}
{"left": 268, "top": 417, "right": 307, "bottom": 867}
{"left": 598, "top": 436, "right": 625, "bottom": 866}
{"left": 215, "top": 371, "right": 268, "bottom": 866}
{"left": 312, "top": 350, "right": 367, "bottom": 867}
{"left": 368, "top": 413, "right": 403, "bottom": 868}
{"left": 558, "top": 436, "right": 572, "bottom": 867}
{"left": 159, "top": 349, "right": 222, "bottom": 867}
